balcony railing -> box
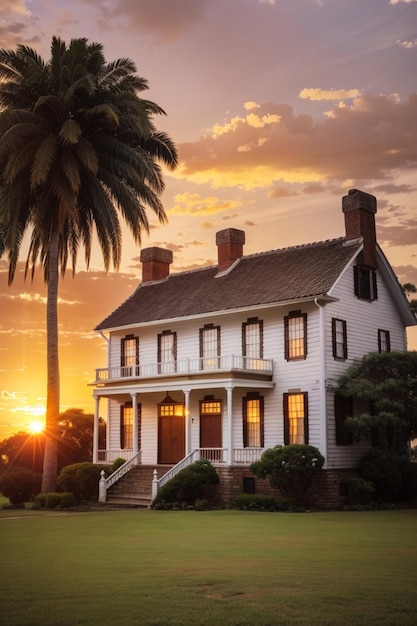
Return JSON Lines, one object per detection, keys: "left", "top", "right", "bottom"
{"left": 94, "top": 354, "right": 273, "bottom": 383}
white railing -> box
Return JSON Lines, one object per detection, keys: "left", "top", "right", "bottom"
{"left": 233, "top": 448, "right": 264, "bottom": 465}
{"left": 97, "top": 449, "right": 136, "bottom": 463}
{"left": 95, "top": 354, "right": 273, "bottom": 383}
{"left": 151, "top": 448, "right": 227, "bottom": 501}
{"left": 98, "top": 450, "right": 142, "bottom": 502}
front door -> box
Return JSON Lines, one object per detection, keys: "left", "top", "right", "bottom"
{"left": 158, "top": 404, "right": 185, "bottom": 464}
{"left": 200, "top": 399, "right": 222, "bottom": 461}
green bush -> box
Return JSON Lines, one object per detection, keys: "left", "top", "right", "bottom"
{"left": 250, "top": 444, "right": 325, "bottom": 507}
{"left": 45, "top": 492, "right": 61, "bottom": 509}
{"left": 57, "top": 462, "right": 104, "bottom": 502}
{"left": 359, "top": 451, "right": 417, "bottom": 503}
{"left": 194, "top": 498, "right": 209, "bottom": 511}
{"left": 34, "top": 493, "right": 47, "bottom": 508}
{"left": 345, "top": 476, "right": 375, "bottom": 506}
{"left": 110, "top": 458, "right": 127, "bottom": 473}
{"left": 152, "top": 459, "right": 219, "bottom": 506}
{"left": 58, "top": 492, "right": 78, "bottom": 508}
{"left": 0, "top": 467, "right": 34, "bottom": 505}
{"left": 234, "top": 494, "right": 280, "bottom": 511}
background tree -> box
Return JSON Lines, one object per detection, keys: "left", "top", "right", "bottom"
{"left": 402, "top": 283, "right": 417, "bottom": 315}
{"left": 0, "top": 38, "right": 177, "bottom": 492}
{"left": 338, "top": 351, "right": 417, "bottom": 457}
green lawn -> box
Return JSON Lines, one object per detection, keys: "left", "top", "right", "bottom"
{"left": 0, "top": 508, "right": 416, "bottom": 625}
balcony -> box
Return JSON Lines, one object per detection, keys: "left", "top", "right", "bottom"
{"left": 94, "top": 354, "right": 273, "bottom": 384}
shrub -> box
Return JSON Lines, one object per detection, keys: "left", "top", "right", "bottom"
{"left": 250, "top": 444, "right": 325, "bottom": 507}
{"left": 110, "top": 458, "right": 127, "bottom": 473}
{"left": 58, "top": 492, "right": 78, "bottom": 508}
{"left": 153, "top": 459, "right": 219, "bottom": 506}
{"left": 345, "top": 476, "right": 375, "bottom": 506}
{"left": 57, "top": 462, "right": 104, "bottom": 502}
{"left": 34, "top": 493, "right": 47, "bottom": 508}
{"left": 45, "top": 492, "right": 61, "bottom": 509}
{"left": 234, "top": 494, "right": 280, "bottom": 511}
{"left": 0, "top": 467, "right": 34, "bottom": 505}
{"left": 194, "top": 498, "right": 209, "bottom": 511}
{"left": 359, "top": 451, "right": 417, "bottom": 503}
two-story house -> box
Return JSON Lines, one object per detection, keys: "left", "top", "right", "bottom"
{"left": 91, "top": 189, "right": 416, "bottom": 507}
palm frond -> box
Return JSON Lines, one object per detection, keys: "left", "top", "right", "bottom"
{"left": 59, "top": 118, "right": 82, "bottom": 145}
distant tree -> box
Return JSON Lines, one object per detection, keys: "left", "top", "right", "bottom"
{"left": 0, "top": 37, "right": 177, "bottom": 493}
{"left": 338, "top": 351, "right": 417, "bottom": 457}
{"left": 58, "top": 408, "right": 94, "bottom": 468}
{"left": 0, "top": 431, "right": 44, "bottom": 473}
{"left": 402, "top": 283, "right": 417, "bottom": 314}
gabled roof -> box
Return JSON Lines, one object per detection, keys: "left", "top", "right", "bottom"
{"left": 95, "top": 237, "right": 361, "bottom": 331}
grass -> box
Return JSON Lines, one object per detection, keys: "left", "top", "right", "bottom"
{"left": 0, "top": 507, "right": 416, "bottom": 625}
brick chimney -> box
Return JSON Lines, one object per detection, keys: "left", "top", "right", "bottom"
{"left": 140, "top": 247, "right": 173, "bottom": 283}
{"left": 216, "top": 228, "right": 245, "bottom": 273}
{"left": 342, "top": 189, "right": 377, "bottom": 268}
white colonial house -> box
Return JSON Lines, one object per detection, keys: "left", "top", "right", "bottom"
{"left": 91, "top": 189, "right": 416, "bottom": 507}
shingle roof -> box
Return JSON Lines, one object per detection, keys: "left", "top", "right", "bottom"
{"left": 95, "top": 237, "right": 360, "bottom": 330}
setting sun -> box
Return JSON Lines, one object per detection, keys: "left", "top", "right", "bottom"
{"left": 29, "top": 420, "right": 44, "bottom": 434}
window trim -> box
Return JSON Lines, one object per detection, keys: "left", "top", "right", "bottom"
{"left": 157, "top": 330, "right": 177, "bottom": 373}
{"left": 120, "top": 402, "right": 141, "bottom": 450}
{"left": 283, "top": 392, "right": 308, "bottom": 445}
{"left": 284, "top": 311, "right": 307, "bottom": 361}
{"left": 334, "top": 393, "right": 353, "bottom": 446}
{"left": 121, "top": 334, "right": 139, "bottom": 376}
{"left": 378, "top": 329, "right": 391, "bottom": 353}
{"left": 199, "top": 323, "right": 221, "bottom": 369}
{"left": 332, "top": 318, "right": 348, "bottom": 360}
{"left": 242, "top": 392, "right": 264, "bottom": 448}
{"left": 354, "top": 266, "right": 378, "bottom": 301}
{"left": 242, "top": 317, "right": 263, "bottom": 358}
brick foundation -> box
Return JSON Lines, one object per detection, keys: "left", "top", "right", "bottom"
{"left": 214, "top": 466, "right": 359, "bottom": 510}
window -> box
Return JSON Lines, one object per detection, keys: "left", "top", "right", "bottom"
{"left": 284, "top": 311, "right": 307, "bottom": 361}
{"left": 334, "top": 394, "right": 353, "bottom": 446}
{"left": 200, "top": 324, "right": 220, "bottom": 370}
{"left": 378, "top": 329, "right": 391, "bottom": 353}
{"left": 158, "top": 330, "right": 177, "bottom": 373}
{"left": 121, "top": 335, "right": 138, "bottom": 376}
{"left": 242, "top": 318, "right": 263, "bottom": 369}
{"left": 332, "top": 318, "right": 347, "bottom": 360}
{"left": 283, "top": 392, "right": 308, "bottom": 444}
{"left": 354, "top": 266, "right": 378, "bottom": 301}
{"left": 120, "top": 404, "right": 132, "bottom": 449}
{"left": 243, "top": 392, "right": 264, "bottom": 447}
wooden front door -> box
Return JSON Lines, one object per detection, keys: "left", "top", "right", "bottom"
{"left": 200, "top": 400, "right": 222, "bottom": 461}
{"left": 158, "top": 404, "right": 185, "bottom": 464}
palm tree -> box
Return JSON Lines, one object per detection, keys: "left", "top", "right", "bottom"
{"left": 0, "top": 37, "right": 177, "bottom": 492}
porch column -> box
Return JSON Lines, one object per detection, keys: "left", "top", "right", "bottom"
{"left": 184, "top": 390, "right": 191, "bottom": 454}
{"left": 93, "top": 395, "right": 100, "bottom": 464}
{"left": 226, "top": 386, "right": 233, "bottom": 466}
{"left": 131, "top": 392, "right": 139, "bottom": 463}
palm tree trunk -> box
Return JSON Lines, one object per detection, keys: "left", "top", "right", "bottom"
{"left": 41, "top": 228, "right": 60, "bottom": 493}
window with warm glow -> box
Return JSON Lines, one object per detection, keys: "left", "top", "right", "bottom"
{"left": 120, "top": 405, "right": 133, "bottom": 449}
{"left": 284, "top": 312, "right": 307, "bottom": 361}
{"left": 200, "top": 325, "right": 220, "bottom": 370}
{"left": 121, "top": 335, "right": 138, "bottom": 375}
{"left": 243, "top": 393, "right": 264, "bottom": 448}
{"left": 284, "top": 392, "right": 308, "bottom": 444}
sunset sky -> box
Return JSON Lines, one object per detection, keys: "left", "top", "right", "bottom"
{"left": 1, "top": 0, "right": 416, "bottom": 439}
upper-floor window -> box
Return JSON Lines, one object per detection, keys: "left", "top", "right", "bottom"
{"left": 354, "top": 266, "right": 378, "bottom": 301}
{"left": 283, "top": 392, "right": 308, "bottom": 444}
{"left": 200, "top": 324, "right": 220, "bottom": 370}
{"left": 332, "top": 318, "right": 347, "bottom": 360}
{"left": 242, "top": 392, "right": 264, "bottom": 448}
{"left": 121, "top": 335, "right": 138, "bottom": 375}
{"left": 158, "top": 330, "right": 177, "bottom": 373}
{"left": 378, "top": 329, "right": 391, "bottom": 353}
{"left": 284, "top": 311, "right": 307, "bottom": 361}
{"left": 242, "top": 317, "right": 263, "bottom": 369}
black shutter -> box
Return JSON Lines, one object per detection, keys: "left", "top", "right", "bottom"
{"left": 353, "top": 266, "right": 359, "bottom": 296}
{"left": 303, "top": 393, "right": 309, "bottom": 444}
{"left": 372, "top": 271, "right": 378, "bottom": 300}
{"left": 283, "top": 394, "right": 289, "bottom": 445}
